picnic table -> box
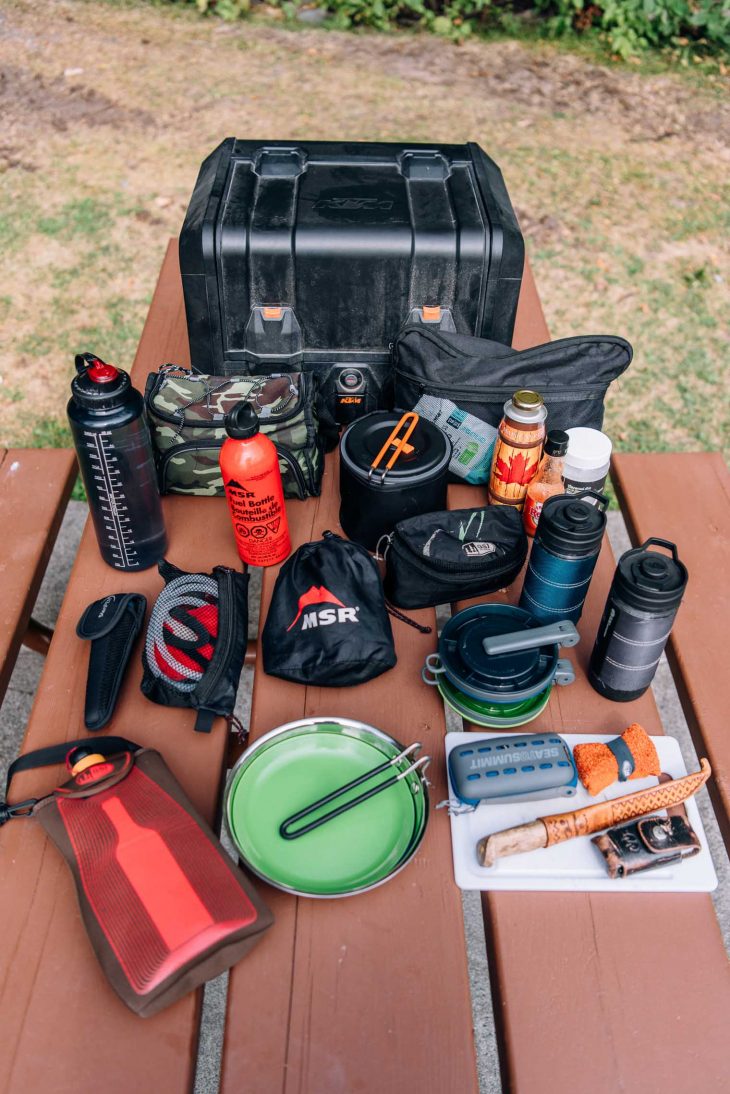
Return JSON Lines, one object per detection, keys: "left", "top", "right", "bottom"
{"left": 1, "top": 242, "right": 729, "bottom": 1094}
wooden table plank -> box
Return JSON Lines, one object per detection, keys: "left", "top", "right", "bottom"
{"left": 0, "top": 446, "right": 77, "bottom": 702}
{"left": 612, "top": 451, "right": 730, "bottom": 850}
{"left": 449, "top": 265, "right": 730, "bottom": 1092}
{"left": 221, "top": 452, "right": 479, "bottom": 1093}
{"left": 458, "top": 523, "right": 730, "bottom": 1093}
{"left": 0, "top": 242, "right": 239, "bottom": 1093}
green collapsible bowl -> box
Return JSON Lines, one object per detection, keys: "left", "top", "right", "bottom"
{"left": 224, "top": 718, "right": 429, "bottom": 898}
{"left": 436, "top": 675, "right": 552, "bottom": 729}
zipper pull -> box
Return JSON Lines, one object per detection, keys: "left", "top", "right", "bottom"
{"left": 374, "top": 533, "right": 392, "bottom": 562}
{"left": 228, "top": 713, "right": 248, "bottom": 748}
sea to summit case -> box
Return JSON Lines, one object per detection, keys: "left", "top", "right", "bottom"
{"left": 179, "top": 140, "right": 524, "bottom": 422}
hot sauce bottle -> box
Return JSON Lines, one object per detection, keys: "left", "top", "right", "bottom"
{"left": 523, "top": 429, "right": 569, "bottom": 536}
{"left": 488, "top": 390, "right": 547, "bottom": 510}
{"left": 220, "top": 402, "right": 291, "bottom": 567}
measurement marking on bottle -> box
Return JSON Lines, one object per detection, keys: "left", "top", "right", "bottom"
{"left": 87, "top": 430, "right": 136, "bottom": 568}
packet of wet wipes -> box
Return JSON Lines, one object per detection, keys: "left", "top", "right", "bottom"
{"left": 413, "top": 395, "right": 497, "bottom": 484}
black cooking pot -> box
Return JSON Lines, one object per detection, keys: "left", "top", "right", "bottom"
{"left": 339, "top": 411, "right": 451, "bottom": 551}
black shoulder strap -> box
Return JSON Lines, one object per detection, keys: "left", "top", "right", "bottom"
{"left": 5, "top": 735, "right": 142, "bottom": 798}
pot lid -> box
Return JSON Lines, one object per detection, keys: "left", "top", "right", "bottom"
{"left": 537, "top": 492, "right": 607, "bottom": 556}
{"left": 340, "top": 411, "right": 451, "bottom": 486}
{"left": 438, "top": 604, "right": 560, "bottom": 702}
{"left": 614, "top": 538, "right": 687, "bottom": 612}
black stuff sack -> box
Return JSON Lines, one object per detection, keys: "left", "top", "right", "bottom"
{"left": 382, "top": 506, "right": 527, "bottom": 610}
{"left": 262, "top": 531, "right": 396, "bottom": 687}
{"left": 141, "top": 560, "right": 249, "bottom": 732}
{"left": 393, "top": 326, "right": 632, "bottom": 435}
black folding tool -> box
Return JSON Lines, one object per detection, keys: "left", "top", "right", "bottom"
{"left": 77, "top": 593, "right": 147, "bottom": 731}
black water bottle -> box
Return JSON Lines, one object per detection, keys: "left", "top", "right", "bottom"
{"left": 67, "top": 352, "right": 167, "bottom": 571}
{"left": 589, "top": 538, "right": 687, "bottom": 702}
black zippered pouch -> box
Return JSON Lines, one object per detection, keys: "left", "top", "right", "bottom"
{"left": 382, "top": 506, "right": 527, "bottom": 610}
{"left": 140, "top": 560, "right": 249, "bottom": 733}
{"left": 393, "top": 326, "right": 632, "bottom": 434}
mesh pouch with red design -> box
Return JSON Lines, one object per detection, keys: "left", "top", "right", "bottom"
{"left": 0, "top": 737, "right": 273, "bottom": 1017}
{"left": 141, "top": 559, "right": 248, "bottom": 732}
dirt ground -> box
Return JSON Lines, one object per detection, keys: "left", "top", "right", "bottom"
{"left": 0, "top": 0, "right": 728, "bottom": 455}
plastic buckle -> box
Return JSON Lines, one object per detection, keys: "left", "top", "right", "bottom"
{"left": 0, "top": 797, "right": 38, "bottom": 825}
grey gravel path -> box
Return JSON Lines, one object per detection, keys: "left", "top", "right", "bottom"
{"left": 1, "top": 502, "right": 727, "bottom": 1094}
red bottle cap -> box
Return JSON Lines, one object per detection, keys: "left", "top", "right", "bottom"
{"left": 86, "top": 357, "right": 120, "bottom": 383}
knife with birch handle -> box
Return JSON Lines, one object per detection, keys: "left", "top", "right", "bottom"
{"left": 476, "top": 759, "right": 711, "bottom": 868}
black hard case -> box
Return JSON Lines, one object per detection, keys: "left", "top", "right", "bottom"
{"left": 179, "top": 140, "right": 524, "bottom": 382}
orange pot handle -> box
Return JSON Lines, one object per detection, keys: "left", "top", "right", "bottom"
{"left": 369, "top": 412, "right": 419, "bottom": 483}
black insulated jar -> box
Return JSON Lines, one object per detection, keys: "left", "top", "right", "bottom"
{"left": 589, "top": 538, "right": 688, "bottom": 702}
{"left": 339, "top": 412, "right": 451, "bottom": 551}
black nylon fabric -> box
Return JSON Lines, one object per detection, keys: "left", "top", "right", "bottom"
{"left": 140, "top": 560, "right": 249, "bottom": 731}
{"left": 383, "top": 506, "right": 527, "bottom": 610}
{"left": 393, "top": 327, "right": 632, "bottom": 433}
{"left": 262, "top": 532, "right": 396, "bottom": 686}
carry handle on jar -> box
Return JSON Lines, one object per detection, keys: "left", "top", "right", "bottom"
{"left": 637, "top": 537, "right": 681, "bottom": 563}
{"left": 571, "top": 489, "right": 609, "bottom": 513}
{"left": 482, "top": 620, "right": 580, "bottom": 657}
{"left": 368, "top": 411, "right": 419, "bottom": 484}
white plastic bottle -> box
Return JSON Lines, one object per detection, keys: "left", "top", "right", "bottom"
{"left": 563, "top": 428, "right": 612, "bottom": 496}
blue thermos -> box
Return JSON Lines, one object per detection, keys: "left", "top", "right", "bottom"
{"left": 519, "top": 491, "right": 607, "bottom": 625}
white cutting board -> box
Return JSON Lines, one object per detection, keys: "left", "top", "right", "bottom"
{"left": 446, "top": 732, "right": 718, "bottom": 893}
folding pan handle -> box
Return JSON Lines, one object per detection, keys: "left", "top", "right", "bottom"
{"left": 482, "top": 620, "right": 579, "bottom": 657}
{"left": 422, "top": 653, "right": 445, "bottom": 686}
{"left": 553, "top": 659, "right": 576, "bottom": 687}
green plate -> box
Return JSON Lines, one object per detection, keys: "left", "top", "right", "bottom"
{"left": 438, "top": 677, "right": 552, "bottom": 729}
{"left": 225, "top": 719, "right": 429, "bottom": 898}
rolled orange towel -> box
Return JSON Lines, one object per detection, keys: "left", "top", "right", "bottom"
{"left": 574, "top": 723, "right": 661, "bottom": 797}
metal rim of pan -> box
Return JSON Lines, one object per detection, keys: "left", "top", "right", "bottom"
{"left": 223, "top": 717, "right": 430, "bottom": 899}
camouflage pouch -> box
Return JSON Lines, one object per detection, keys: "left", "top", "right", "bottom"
{"left": 145, "top": 367, "right": 324, "bottom": 499}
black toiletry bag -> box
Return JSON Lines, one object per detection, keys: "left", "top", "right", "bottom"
{"left": 382, "top": 506, "right": 527, "bottom": 610}
{"left": 393, "top": 327, "right": 632, "bottom": 433}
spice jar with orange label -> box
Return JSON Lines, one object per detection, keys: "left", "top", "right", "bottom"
{"left": 488, "top": 390, "right": 547, "bottom": 510}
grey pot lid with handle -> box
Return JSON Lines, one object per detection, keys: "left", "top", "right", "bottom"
{"left": 437, "top": 603, "right": 578, "bottom": 703}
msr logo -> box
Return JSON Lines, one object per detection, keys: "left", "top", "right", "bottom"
{"left": 287, "top": 585, "right": 360, "bottom": 632}
{"left": 313, "top": 196, "right": 393, "bottom": 212}
{"left": 75, "top": 762, "right": 114, "bottom": 785}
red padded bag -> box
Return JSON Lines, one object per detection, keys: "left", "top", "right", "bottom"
{"left": 0, "top": 737, "right": 273, "bottom": 1017}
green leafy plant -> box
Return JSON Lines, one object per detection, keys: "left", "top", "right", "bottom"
{"left": 164, "top": 1, "right": 730, "bottom": 59}
{"left": 194, "top": 0, "right": 250, "bottom": 18}
{"left": 533, "top": 0, "right": 730, "bottom": 58}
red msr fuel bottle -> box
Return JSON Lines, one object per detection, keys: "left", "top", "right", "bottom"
{"left": 220, "top": 402, "right": 291, "bottom": 567}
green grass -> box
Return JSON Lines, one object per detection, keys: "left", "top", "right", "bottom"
{"left": 37, "top": 197, "right": 114, "bottom": 240}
